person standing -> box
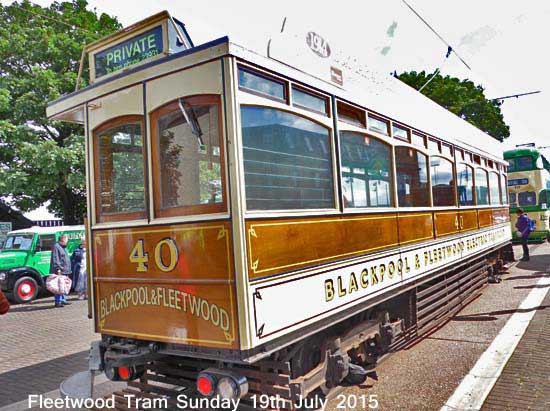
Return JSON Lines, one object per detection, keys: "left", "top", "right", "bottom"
{"left": 49, "top": 234, "right": 72, "bottom": 307}
{"left": 515, "top": 208, "right": 532, "bottom": 261}
{"left": 75, "top": 240, "right": 87, "bottom": 300}
{"left": 71, "top": 241, "right": 85, "bottom": 293}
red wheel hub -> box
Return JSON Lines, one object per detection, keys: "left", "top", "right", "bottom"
{"left": 17, "top": 280, "right": 35, "bottom": 301}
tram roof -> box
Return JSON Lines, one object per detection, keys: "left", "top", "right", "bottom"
{"left": 47, "top": 36, "right": 505, "bottom": 163}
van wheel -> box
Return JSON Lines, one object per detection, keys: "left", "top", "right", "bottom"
{"left": 13, "top": 276, "right": 39, "bottom": 303}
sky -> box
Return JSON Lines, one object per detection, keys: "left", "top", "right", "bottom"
{"left": 4, "top": 0, "right": 550, "bottom": 218}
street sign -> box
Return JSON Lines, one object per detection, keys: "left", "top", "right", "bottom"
{"left": 0, "top": 222, "right": 12, "bottom": 247}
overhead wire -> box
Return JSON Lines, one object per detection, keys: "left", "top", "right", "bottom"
{"left": 401, "top": 0, "right": 471, "bottom": 70}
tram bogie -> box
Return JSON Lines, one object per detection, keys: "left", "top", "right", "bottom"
{"left": 48, "top": 11, "right": 512, "bottom": 408}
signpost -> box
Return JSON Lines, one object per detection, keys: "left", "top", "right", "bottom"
{"left": 0, "top": 222, "right": 12, "bottom": 248}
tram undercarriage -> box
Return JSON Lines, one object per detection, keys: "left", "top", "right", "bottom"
{"left": 75, "top": 243, "right": 513, "bottom": 411}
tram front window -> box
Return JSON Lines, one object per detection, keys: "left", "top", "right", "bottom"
{"left": 95, "top": 119, "right": 146, "bottom": 222}
{"left": 475, "top": 169, "right": 489, "bottom": 205}
{"left": 509, "top": 192, "right": 517, "bottom": 207}
{"left": 457, "top": 163, "right": 474, "bottom": 206}
{"left": 151, "top": 95, "right": 225, "bottom": 217}
{"left": 395, "top": 147, "right": 429, "bottom": 207}
{"left": 430, "top": 156, "right": 455, "bottom": 206}
{"left": 340, "top": 132, "right": 392, "bottom": 208}
{"left": 241, "top": 106, "right": 334, "bottom": 210}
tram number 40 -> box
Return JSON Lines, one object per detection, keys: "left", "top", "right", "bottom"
{"left": 129, "top": 239, "right": 178, "bottom": 273}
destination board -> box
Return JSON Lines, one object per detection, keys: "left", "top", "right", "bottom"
{"left": 94, "top": 26, "right": 163, "bottom": 78}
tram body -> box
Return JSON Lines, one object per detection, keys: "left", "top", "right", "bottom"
{"left": 48, "top": 12, "right": 512, "bottom": 406}
{"left": 505, "top": 147, "right": 550, "bottom": 242}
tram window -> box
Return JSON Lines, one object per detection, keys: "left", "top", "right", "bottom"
{"left": 475, "top": 168, "right": 489, "bottom": 205}
{"left": 241, "top": 106, "right": 334, "bottom": 210}
{"left": 238, "top": 67, "right": 287, "bottom": 102}
{"left": 392, "top": 124, "right": 409, "bottom": 142}
{"left": 457, "top": 163, "right": 474, "bottom": 206}
{"left": 519, "top": 191, "right": 536, "bottom": 206}
{"left": 340, "top": 132, "right": 392, "bottom": 208}
{"left": 430, "top": 156, "right": 456, "bottom": 206}
{"left": 151, "top": 95, "right": 225, "bottom": 217}
{"left": 94, "top": 118, "right": 146, "bottom": 222}
{"left": 292, "top": 86, "right": 329, "bottom": 115}
{"left": 500, "top": 175, "right": 508, "bottom": 204}
{"left": 395, "top": 147, "right": 429, "bottom": 207}
{"left": 509, "top": 192, "right": 517, "bottom": 207}
{"left": 442, "top": 144, "right": 453, "bottom": 157}
{"left": 337, "top": 101, "right": 365, "bottom": 127}
{"left": 428, "top": 138, "right": 440, "bottom": 153}
{"left": 489, "top": 172, "right": 501, "bottom": 205}
{"left": 411, "top": 132, "right": 426, "bottom": 148}
{"left": 368, "top": 115, "right": 389, "bottom": 135}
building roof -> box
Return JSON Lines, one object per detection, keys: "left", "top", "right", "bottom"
{"left": 8, "top": 225, "right": 84, "bottom": 235}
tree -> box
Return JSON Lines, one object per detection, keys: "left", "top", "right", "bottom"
{"left": 0, "top": 0, "right": 121, "bottom": 224}
{"left": 397, "top": 71, "right": 510, "bottom": 141}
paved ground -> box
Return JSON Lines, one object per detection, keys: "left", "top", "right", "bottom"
{"left": 481, "top": 280, "right": 550, "bottom": 411}
{"left": 0, "top": 295, "right": 97, "bottom": 407}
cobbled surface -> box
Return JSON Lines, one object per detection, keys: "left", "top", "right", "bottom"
{"left": 0, "top": 295, "right": 97, "bottom": 407}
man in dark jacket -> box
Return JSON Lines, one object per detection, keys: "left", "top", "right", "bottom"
{"left": 49, "top": 234, "right": 72, "bottom": 307}
{"left": 515, "top": 208, "right": 531, "bottom": 261}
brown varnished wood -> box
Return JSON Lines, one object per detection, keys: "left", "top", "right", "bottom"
{"left": 246, "top": 213, "right": 399, "bottom": 280}
{"left": 397, "top": 212, "right": 434, "bottom": 245}
{"left": 434, "top": 211, "right": 459, "bottom": 237}
{"left": 478, "top": 209, "right": 493, "bottom": 227}
{"left": 492, "top": 207, "right": 510, "bottom": 225}
{"left": 92, "top": 220, "right": 238, "bottom": 349}
{"left": 459, "top": 209, "right": 479, "bottom": 232}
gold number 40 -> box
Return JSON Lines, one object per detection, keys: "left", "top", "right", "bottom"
{"left": 129, "top": 238, "right": 179, "bottom": 273}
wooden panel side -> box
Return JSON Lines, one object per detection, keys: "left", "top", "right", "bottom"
{"left": 434, "top": 211, "right": 459, "bottom": 237}
{"left": 398, "top": 212, "right": 434, "bottom": 245}
{"left": 92, "top": 221, "right": 238, "bottom": 349}
{"left": 478, "top": 209, "right": 493, "bottom": 227}
{"left": 459, "top": 209, "right": 479, "bottom": 232}
{"left": 492, "top": 207, "right": 510, "bottom": 225}
{"left": 247, "top": 214, "right": 399, "bottom": 280}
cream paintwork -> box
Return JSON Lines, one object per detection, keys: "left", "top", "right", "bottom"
{"left": 508, "top": 169, "right": 550, "bottom": 235}
{"left": 87, "top": 84, "right": 143, "bottom": 131}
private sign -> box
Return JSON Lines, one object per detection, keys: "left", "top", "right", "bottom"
{"left": 94, "top": 25, "right": 163, "bottom": 78}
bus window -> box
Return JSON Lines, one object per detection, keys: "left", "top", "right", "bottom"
{"left": 94, "top": 117, "right": 146, "bottom": 222}
{"left": 457, "top": 163, "right": 474, "bottom": 206}
{"left": 509, "top": 192, "right": 517, "bottom": 207}
{"left": 489, "top": 172, "right": 501, "bottom": 205}
{"left": 508, "top": 156, "right": 533, "bottom": 172}
{"left": 500, "top": 175, "right": 508, "bottom": 204}
{"left": 539, "top": 190, "right": 549, "bottom": 208}
{"left": 151, "top": 95, "right": 225, "bottom": 217}
{"left": 395, "top": 147, "right": 429, "bottom": 207}
{"left": 340, "top": 132, "right": 392, "bottom": 208}
{"left": 240, "top": 106, "right": 334, "bottom": 210}
{"left": 519, "top": 191, "right": 536, "bottom": 206}
{"left": 475, "top": 168, "right": 489, "bottom": 205}
{"left": 430, "top": 156, "right": 455, "bottom": 206}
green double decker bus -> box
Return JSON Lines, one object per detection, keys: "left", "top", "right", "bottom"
{"left": 504, "top": 147, "right": 550, "bottom": 242}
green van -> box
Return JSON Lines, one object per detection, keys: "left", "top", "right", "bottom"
{"left": 0, "top": 225, "right": 84, "bottom": 303}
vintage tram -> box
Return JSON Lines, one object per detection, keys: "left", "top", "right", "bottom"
{"left": 504, "top": 146, "right": 550, "bottom": 242}
{"left": 48, "top": 12, "right": 512, "bottom": 410}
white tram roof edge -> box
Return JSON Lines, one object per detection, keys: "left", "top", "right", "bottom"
{"left": 47, "top": 34, "right": 505, "bottom": 163}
